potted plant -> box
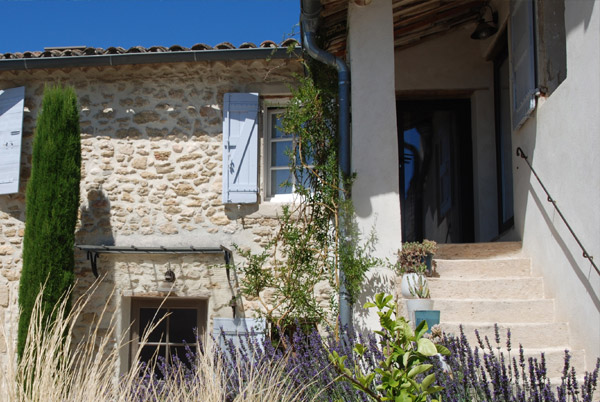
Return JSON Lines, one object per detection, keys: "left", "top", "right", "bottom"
{"left": 405, "top": 274, "right": 434, "bottom": 323}
{"left": 421, "top": 239, "right": 437, "bottom": 275}
{"left": 397, "top": 240, "right": 437, "bottom": 298}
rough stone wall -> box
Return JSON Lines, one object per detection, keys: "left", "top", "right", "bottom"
{"left": 0, "top": 57, "right": 302, "bottom": 370}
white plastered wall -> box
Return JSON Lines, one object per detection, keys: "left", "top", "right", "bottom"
{"left": 510, "top": 0, "right": 600, "bottom": 364}
{"left": 347, "top": 0, "right": 401, "bottom": 330}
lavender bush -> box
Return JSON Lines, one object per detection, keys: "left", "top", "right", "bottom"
{"left": 134, "top": 322, "right": 598, "bottom": 402}
{"left": 433, "top": 324, "right": 600, "bottom": 402}
{"left": 212, "top": 325, "right": 383, "bottom": 401}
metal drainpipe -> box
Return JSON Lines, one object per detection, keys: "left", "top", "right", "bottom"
{"left": 301, "top": 0, "right": 352, "bottom": 334}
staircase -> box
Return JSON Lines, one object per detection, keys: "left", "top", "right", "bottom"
{"left": 398, "top": 242, "right": 588, "bottom": 380}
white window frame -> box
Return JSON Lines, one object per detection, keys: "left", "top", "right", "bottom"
{"left": 263, "top": 104, "right": 314, "bottom": 203}
{"left": 265, "top": 108, "right": 296, "bottom": 202}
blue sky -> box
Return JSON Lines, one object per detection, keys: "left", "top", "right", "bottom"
{"left": 0, "top": 0, "right": 300, "bottom": 54}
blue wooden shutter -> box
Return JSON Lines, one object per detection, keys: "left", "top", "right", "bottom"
{"left": 510, "top": 0, "right": 537, "bottom": 130}
{"left": 222, "top": 93, "right": 259, "bottom": 203}
{"left": 213, "top": 317, "right": 266, "bottom": 351}
{"left": 0, "top": 86, "right": 25, "bottom": 195}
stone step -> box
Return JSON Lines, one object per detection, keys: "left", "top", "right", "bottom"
{"left": 432, "top": 298, "right": 555, "bottom": 323}
{"left": 436, "top": 242, "right": 523, "bottom": 260}
{"left": 440, "top": 322, "right": 571, "bottom": 349}
{"left": 434, "top": 258, "right": 532, "bottom": 278}
{"left": 428, "top": 277, "right": 544, "bottom": 299}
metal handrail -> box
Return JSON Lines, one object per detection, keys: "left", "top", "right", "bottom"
{"left": 516, "top": 147, "right": 599, "bottom": 276}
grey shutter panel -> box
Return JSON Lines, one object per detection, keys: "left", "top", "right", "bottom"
{"left": 213, "top": 317, "right": 266, "bottom": 352}
{"left": 222, "top": 93, "right": 259, "bottom": 203}
{"left": 536, "top": 0, "right": 566, "bottom": 96}
{"left": 0, "top": 86, "right": 25, "bottom": 195}
{"left": 510, "top": 0, "right": 537, "bottom": 130}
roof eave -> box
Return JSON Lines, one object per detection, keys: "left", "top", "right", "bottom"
{"left": 0, "top": 46, "right": 301, "bottom": 72}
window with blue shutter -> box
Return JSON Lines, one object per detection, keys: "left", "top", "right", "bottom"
{"left": 222, "top": 93, "right": 259, "bottom": 204}
{"left": 510, "top": 0, "right": 537, "bottom": 130}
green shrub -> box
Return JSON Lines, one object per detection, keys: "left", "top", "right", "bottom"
{"left": 17, "top": 85, "right": 81, "bottom": 359}
{"left": 329, "top": 293, "right": 449, "bottom": 401}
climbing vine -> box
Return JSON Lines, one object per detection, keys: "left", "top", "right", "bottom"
{"left": 234, "top": 64, "right": 379, "bottom": 339}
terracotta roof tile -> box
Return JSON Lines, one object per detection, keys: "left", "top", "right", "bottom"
{"left": 83, "top": 47, "right": 100, "bottom": 55}
{"left": 0, "top": 40, "right": 300, "bottom": 63}
{"left": 259, "top": 40, "right": 278, "bottom": 48}
{"left": 147, "top": 46, "right": 168, "bottom": 52}
{"left": 191, "top": 43, "right": 213, "bottom": 51}
{"left": 281, "top": 38, "right": 299, "bottom": 47}
{"left": 126, "top": 46, "right": 145, "bottom": 53}
{"left": 168, "top": 44, "right": 187, "bottom": 52}
{"left": 105, "top": 46, "right": 125, "bottom": 54}
{"left": 214, "top": 42, "right": 235, "bottom": 50}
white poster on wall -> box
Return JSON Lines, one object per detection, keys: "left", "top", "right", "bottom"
{"left": 0, "top": 86, "right": 25, "bottom": 195}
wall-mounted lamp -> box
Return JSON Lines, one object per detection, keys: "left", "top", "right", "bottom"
{"left": 471, "top": 4, "right": 499, "bottom": 40}
{"left": 229, "top": 296, "right": 237, "bottom": 318}
{"left": 164, "top": 268, "right": 176, "bottom": 282}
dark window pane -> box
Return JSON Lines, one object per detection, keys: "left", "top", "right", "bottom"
{"left": 271, "top": 114, "right": 292, "bottom": 139}
{"left": 295, "top": 169, "right": 313, "bottom": 192}
{"left": 170, "top": 345, "right": 196, "bottom": 367}
{"left": 139, "top": 345, "right": 167, "bottom": 378}
{"left": 139, "top": 308, "right": 167, "bottom": 343}
{"left": 271, "top": 170, "right": 293, "bottom": 195}
{"left": 169, "top": 308, "right": 197, "bottom": 343}
{"left": 271, "top": 140, "right": 293, "bottom": 167}
{"left": 297, "top": 148, "right": 314, "bottom": 167}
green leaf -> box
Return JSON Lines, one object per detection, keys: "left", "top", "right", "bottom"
{"left": 421, "top": 373, "right": 436, "bottom": 390}
{"left": 365, "top": 372, "right": 375, "bottom": 386}
{"left": 407, "top": 363, "right": 432, "bottom": 378}
{"left": 415, "top": 319, "right": 428, "bottom": 338}
{"left": 375, "top": 293, "right": 385, "bottom": 307}
{"left": 397, "top": 390, "right": 413, "bottom": 402}
{"left": 353, "top": 343, "right": 366, "bottom": 355}
{"left": 403, "top": 351, "right": 410, "bottom": 367}
{"left": 436, "top": 344, "right": 451, "bottom": 356}
{"left": 417, "top": 338, "right": 437, "bottom": 356}
{"left": 364, "top": 302, "right": 376, "bottom": 309}
{"left": 388, "top": 377, "right": 399, "bottom": 387}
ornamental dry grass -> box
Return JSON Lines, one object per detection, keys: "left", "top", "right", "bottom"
{"left": 0, "top": 283, "right": 315, "bottom": 402}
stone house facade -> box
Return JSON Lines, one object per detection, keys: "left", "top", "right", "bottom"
{"left": 0, "top": 42, "right": 303, "bottom": 372}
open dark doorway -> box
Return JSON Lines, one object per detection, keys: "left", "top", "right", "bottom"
{"left": 397, "top": 99, "right": 474, "bottom": 243}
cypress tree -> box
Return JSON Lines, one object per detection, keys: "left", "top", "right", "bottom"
{"left": 17, "top": 85, "right": 81, "bottom": 359}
